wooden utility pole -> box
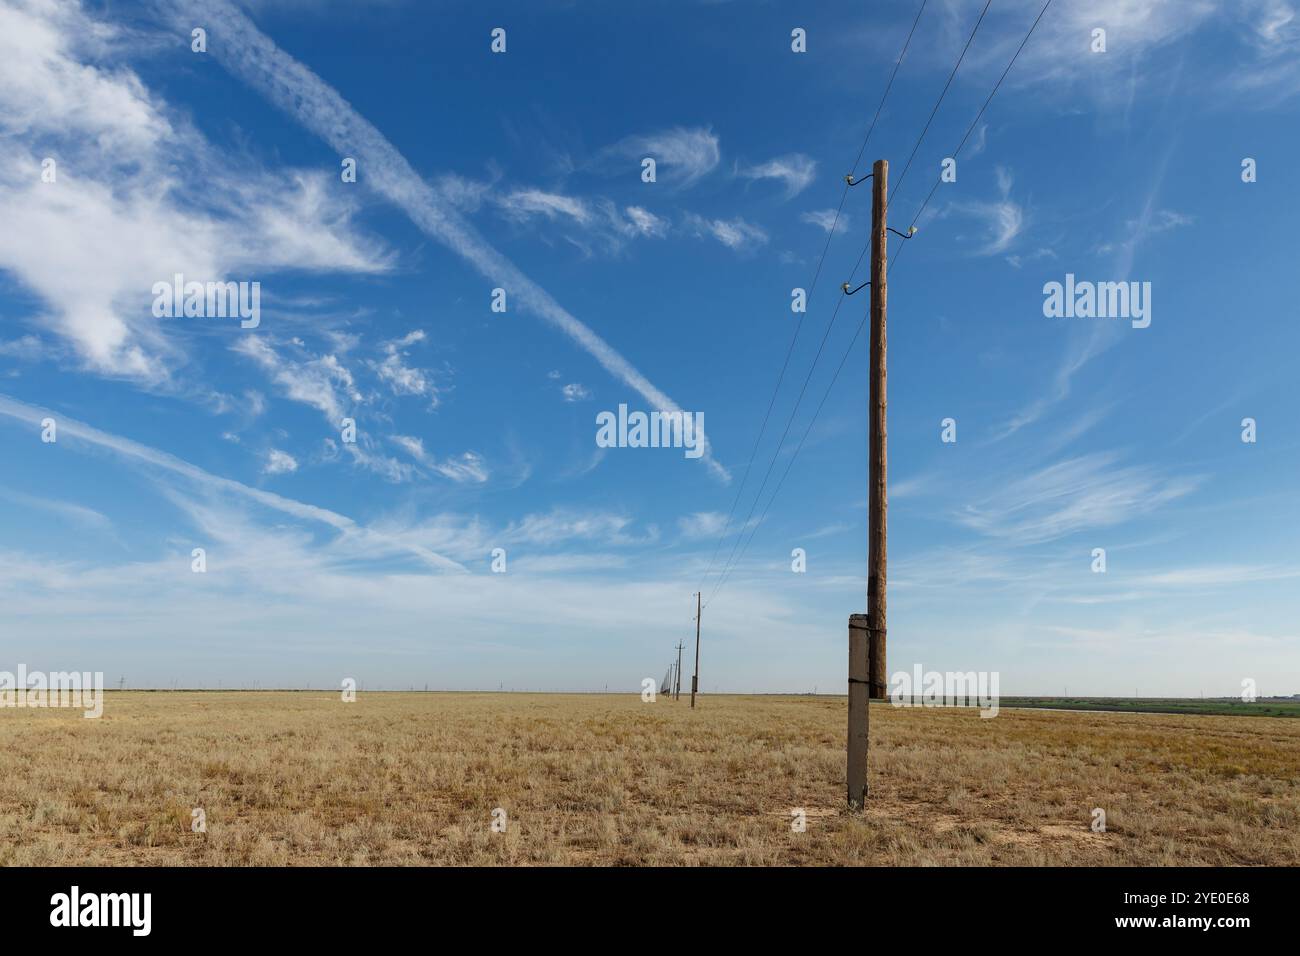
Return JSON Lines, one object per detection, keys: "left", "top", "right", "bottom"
{"left": 848, "top": 158, "right": 889, "bottom": 809}
{"left": 690, "top": 592, "right": 701, "bottom": 708}
{"left": 674, "top": 641, "right": 684, "bottom": 700}
{"left": 868, "top": 158, "right": 889, "bottom": 702}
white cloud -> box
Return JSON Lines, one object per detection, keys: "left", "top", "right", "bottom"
{"left": 345, "top": 438, "right": 417, "bottom": 483}
{"left": 685, "top": 213, "right": 768, "bottom": 251}
{"left": 624, "top": 205, "right": 668, "bottom": 238}
{"left": 957, "top": 452, "right": 1202, "bottom": 544}
{"left": 0, "top": 334, "right": 50, "bottom": 361}
{"left": 800, "top": 209, "right": 848, "bottom": 234}
{"left": 736, "top": 153, "right": 817, "bottom": 197}
{"left": 561, "top": 383, "right": 590, "bottom": 402}
{"left": 1143, "top": 208, "right": 1194, "bottom": 233}
{"left": 389, "top": 435, "right": 489, "bottom": 484}
{"left": 1004, "top": 247, "right": 1055, "bottom": 269}
{"left": 1138, "top": 564, "right": 1300, "bottom": 588}
{"left": 0, "top": 485, "right": 110, "bottom": 531}
{"left": 245, "top": 390, "right": 268, "bottom": 418}
{"left": 264, "top": 449, "right": 298, "bottom": 475}
{"left": 597, "top": 126, "right": 721, "bottom": 187}
{"left": 233, "top": 337, "right": 359, "bottom": 423}
{"left": 369, "top": 329, "right": 437, "bottom": 404}
{"left": 497, "top": 188, "right": 591, "bottom": 225}
{"left": 970, "top": 0, "right": 1218, "bottom": 102}
{"left": 390, "top": 435, "right": 425, "bottom": 461}
{"left": 432, "top": 451, "right": 489, "bottom": 484}
{"left": 435, "top": 172, "right": 495, "bottom": 213}
{"left": 493, "top": 191, "right": 668, "bottom": 255}
{"left": 503, "top": 509, "right": 651, "bottom": 547}
{"left": 940, "top": 166, "right": 1023, "bottom": 256}
{"left": 677, "top": 511, "right": 727, "bottom": 539}
{"left": 387, "top": 330, "right": 425, "bottom": 349}
{"left": 956, "top": 0, "right": 1300, "bottom": 108}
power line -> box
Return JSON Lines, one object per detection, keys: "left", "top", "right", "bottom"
{"left": 888, "top": 0, "right": 993, "bottom": 206}
{"left": 849, "top": 0, "right": 931, "bottom": 179}
{"left": 704, "top": 0, "right": 1055, "bottom": 607}
{"left": 902, "top": 0, "right": 1056, "bottom": 237}
{"left": 695, "top": 0, "right": 931, "bottom": 595}
{"left": 703, "top": 0, "right": 990, "bottom": 607}
{"left": 709, "top": 299, "right": 871, "bottom": 602}
{"left": 704, "top": 287, "right": 853, "bottom": 609}
{"left": 837, "top": 0, "right": 992, "bottom": 290}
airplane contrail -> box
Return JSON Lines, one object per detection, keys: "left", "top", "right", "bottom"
{"left": 171, "top": 0, "right": 727, "bottom": 482}
{"left": 0, "top": 393, "right": 467, "bottom": 573}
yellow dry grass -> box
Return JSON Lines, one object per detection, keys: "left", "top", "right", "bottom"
{"left": 2, "top": 692, "right": 1297, "bottom": 866}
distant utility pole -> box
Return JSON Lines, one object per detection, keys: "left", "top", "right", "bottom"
{"left": 849, "top": 157, "right": 889, "bottom": 809}
{"left": 117, "top": 675, "right": 125, "bottom": 692}
{"left": 691, "top": 592, "right": 701, "bottom": 709}
{"left": 674, "top": 641, "right": 684, "bottom": 701}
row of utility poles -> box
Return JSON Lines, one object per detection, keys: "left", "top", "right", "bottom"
{"left": 662, "top": 593, "right": 702, "bottom": 705}
{"left": 664, "top": 161, "right": 890, "bottom": 809}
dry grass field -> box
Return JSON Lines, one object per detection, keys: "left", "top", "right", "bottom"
{"left": 2, "top": 691, "right": 1298, "bottom": 866}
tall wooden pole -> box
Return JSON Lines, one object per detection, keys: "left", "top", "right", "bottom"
{"left": 691, "top": 592, "right": 701, "bottom": 708}
{"left": 848, "top": 159, "right": 889, "bottom": 810}
{"left": 868, "top": 158, "right": 888, "bottom": 702}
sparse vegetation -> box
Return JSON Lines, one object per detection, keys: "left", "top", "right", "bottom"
{"left": 1002, "top": 697, "right": 1300, "bottom": 719}
{"left": 2, "top": 692, "right": 1297, "bottom": 865}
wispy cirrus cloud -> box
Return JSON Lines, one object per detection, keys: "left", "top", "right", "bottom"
{"left": 390, "top": 435, "right": 490, "bottom": 484}
{"left": 593, "top": 126, "right": 721, "bottom": 188}
{"left": 0, "top": 485, "right": 111, "bottom": 530}
{"left": 496, "top": 188, "right": 592, "bottom": 225}
{"left": 368, "top": 329, "right": 439, "bottom": 405}
{"left": 677, "top": 511, "right": 727, "bottom": 540}
{"left": 492, "top": 188, "right": 670, "bottom": 254}
{"left": 800, "top": 209, "right": 848, "bottom": 234}
{"left": 993, "top": 140, "right": 1179, "bottom": 441}
{"left": 735, "top": 153, "right": 817, "bottom": 198}
{"left": 953, "top": 0, "right": 1300, "bottom": 109}
{"left": 503, "top": 508, "right": 656, "bottom": 548}
{"left": 1096, "top": 208, "right": 1193, "bottom": 255}
{"left": 939, "top": 166, "right": 1023, "bottom": 257}
{"left": 956, "top": 452, "right": 1202, "bottom": 544}
{"left": 684, "top": 213, "right": 768, "bottom": 252}
{"left": 624, "top": 205, "right": 669, "bottom": 238}
{"left": 233, "top": 336, "right": 359, "bottom": 423}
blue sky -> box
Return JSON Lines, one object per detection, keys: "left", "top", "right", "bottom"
{"left": 1, "top": 0, "right": 1297, "bottom": 695}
